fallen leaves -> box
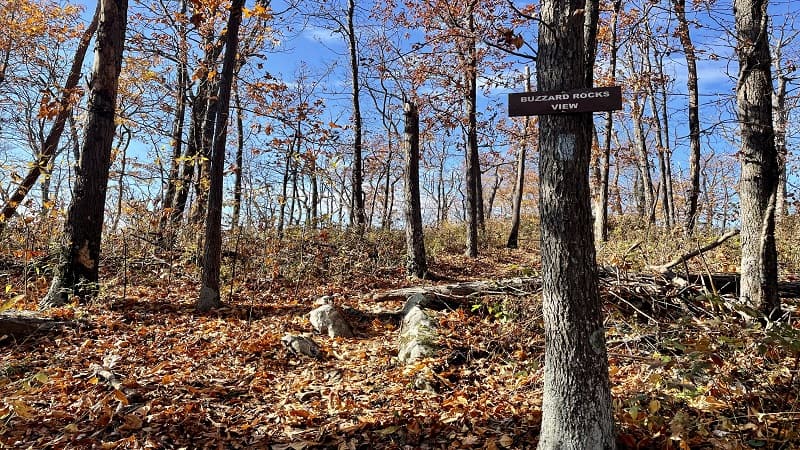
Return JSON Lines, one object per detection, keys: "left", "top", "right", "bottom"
{"left": 1, "top": 233, "right": 799, "bottom": 448}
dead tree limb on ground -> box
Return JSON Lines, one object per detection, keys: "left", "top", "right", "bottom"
{"left": 645, "top": 229, "right": 740, "bottom": 276}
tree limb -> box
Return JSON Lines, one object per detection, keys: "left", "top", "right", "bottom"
{"left": 646, "top": 229, "right": 740, "bottom": 275}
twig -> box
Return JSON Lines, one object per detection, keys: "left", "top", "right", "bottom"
{"left": 605, "top": 288, "right": 658, "bottom": 324}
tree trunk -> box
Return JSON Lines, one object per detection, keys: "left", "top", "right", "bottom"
{"left": 464, "top": 13, "right": 480, "bottom": 258}
{"left": 536, "top": 0, "right": 615, "bottom": 446}
{"left": 171, "top": 79, "right": 209, "bottom": 226}
{"left": 403, "top": 101, "right": 427, "bottom": 278}
{"left": 42, "top": 0, "right": 128, "bottom": 307}
{"left": 231, "top": 81, "right": 245, "bottom": 229}
{"left": 197, "top": 0, "right": 244, "bottom": 313}
{"left": 158, "top": 0, "right": 188, "bottom": 238}
{"left": 734, "top": 0, "right": 780, "bottom": 319}
{"left": 657, "top": 54, "right": 676, "bottom": 224}
{"left": 0, "top": 5, "right": 99, "bottom": 234}
{"left": 191, "top": 78, "right": 219, "bottom": 225}
{"left": 276, "top": 135, "right": 295, "bottom": 238}
{"left": 630, "top": 87, "right": 655, "bottom": 224}
{"left": 347, "top": 0, "right": 366, "bottom": 232}
{"left": 485, "top": 166, "right": 501, "bottom": 220}
{"left": 381, "top": 148, "right": 393, "bottom": 229}
{"left": 674, "top": 0, "right": 702, "bottom": 235}
{"left": 507, "top": 67, "right": 531, "bottom": 249}
{"left": 111, "top": 126, "right": 131, "bottom": 233}
{"left": 593, "top": 0, "right": 620, "bottom": 243}
{"left": 644, "top": 39, "right": 673, "bottom": 228}
{"left": 772, "top": 68, "right": 789, "bottom": 218}
{"left": 310, "top": 162, "right": 319, "bottom": 228}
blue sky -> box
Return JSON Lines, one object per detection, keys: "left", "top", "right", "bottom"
{"left": 59, "top": 0, "right": 799, "bottom": 223}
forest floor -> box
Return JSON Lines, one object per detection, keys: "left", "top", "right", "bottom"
{"left": 1, "top": 219, "right": 800, "bottom": 449}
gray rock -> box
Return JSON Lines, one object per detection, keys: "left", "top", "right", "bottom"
{"left": 397, "top": 303, "right": 437, "bottom": 364}
{"left": 309, "top": 304, "right": 354, "bottom": 338}
{"left": 412, "top": 367, "right": 438, "bottom": 392}
{"left": 281, "top": 334, "right": 322, "bottom": 359}
{"left": 314, "top": 295, "right": 334, "bottom": 306}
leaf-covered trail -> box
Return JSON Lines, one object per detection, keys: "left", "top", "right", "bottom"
{"left": 2, "top": 245, "right": 799, "bottom": 449}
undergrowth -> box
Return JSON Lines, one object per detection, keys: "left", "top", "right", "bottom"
{"left": 0, "top": 213, "right": 799, "bottom": 448}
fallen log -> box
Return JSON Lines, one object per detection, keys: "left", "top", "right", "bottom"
{"left": 371, "top": 277, "right": 542, "bottom": 303}
{"left": 0, "top": 311, "right": 84, "bottom": 343}
{"left": 370, "top": 270, "right": 800, "bottom": 305}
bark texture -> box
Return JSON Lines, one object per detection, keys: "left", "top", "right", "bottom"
{"left": 403, "top": 101, "right": 427, "bottom": 278}
{"left": 507, "top": 67, "right": 531, "bottom": 249}
{"left": 536, "top": 0, "right": 615, "bottom": 447}
{"left": 42, "top": 0, "right": 127, "bottom": 307}
{"left": 593, "top": 0, "right": 620, "bottom": 243}
{"left": 464, "top": 12, "right": 480, "bottom": 258}
{"left": 347, "top": 0, "right": 366, "bottom": 231}
{"left": 197, "top": 0, "right": 245, "bottom": 312}
{"left": 734, "top": 0, "right": 780, "bottom": 318}
{"left": 674, "top": 0, "right": 702, "bottom": 234}
{"left": 772, "top": 55, "right": 789, "bottom": 217}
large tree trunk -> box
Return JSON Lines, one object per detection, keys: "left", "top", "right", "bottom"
{"left": 0, "top": 5, "right": 99, "bottom": 234}
{"left": 734, "top": 0, "right": 780, "bottom": 319}
{"left": 42, "top": 0, "right": 128, "bottom": 307}
{"left": 347, "top": 0, "right": 366, "bottom": 232}
{"left": 674, "top": 0, "right": 702, "bottom": 235}
{"left": 403, "top": 101, "right": 427, "bottom": 278}
{"left": 536, "top": 0, "right": 615, "bottom": 447}
{"left": 197, "top": 0, "right": 245, "bottom": 312}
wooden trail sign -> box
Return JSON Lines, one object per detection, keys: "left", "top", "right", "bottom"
{"left": 508, "top": 86, "right": 622, "bottom": 116}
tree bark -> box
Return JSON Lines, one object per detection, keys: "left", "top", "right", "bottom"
{"left": 403, "top": 101, "right": 427, "bottom": 278}
{"left": 464, "top": 12, "right": 480, "bottom": 258}
{"left": 42, "top": 0, "right": 128, "bottom": 307}
{"left": 197, "top": 0, "right": 245, "bottom": 312}
{"left": 158, "top": 0, "right": 188, "bottom": 239}
{"left": 657, "top": 53, "right": 676, "bottom": 224}
{"left": 0, "top": 311, "right": 84, "bottom": 340}
{"left": 643, "top": 34, "right": 673, "bottom": 228}
{"left": 593, "top": 0, "right": 620, "bottom": 243}
{"left": 276, "top": 132, "right": 297, "bottom": 238}
{"left": 0, "top": 5, "right": 99, "bottom": 234}
{"left": 734, "top": 0, "right": 780, "bottom": 319}
{"left": 674, "top": 0, "right": 702, "bottom": 235}
{"left": 772, "top": 47, "right": 790, "bottom": 218}
{"left": 507, "top": 67, "right": 531, "bottom": 249}
{"left": 630, "top": 89, "right": 655, "bottom": 224}
{"left": 110, "top": 126, "right": 131, "bottom": 232}
{"left": 191, "top": 78, "right": 219, "bottom": 225}
{"left": 536, "top": 0, "right": 615, "bottom": 447}
{"left": 231, "top": 81, "right": 245, "bottom": 229}
{"left": 347, "top": 0, "right": 366, "bottom": 232}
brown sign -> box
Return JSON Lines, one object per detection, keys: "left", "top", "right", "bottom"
{"left": 508, "top": 86, "right": 622, "bottom": 116}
